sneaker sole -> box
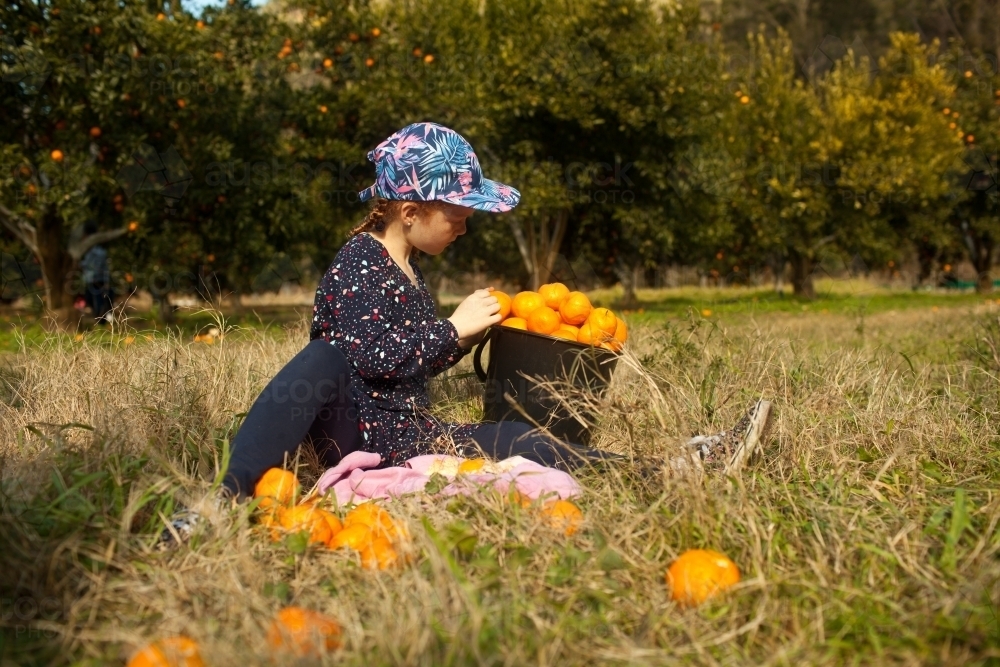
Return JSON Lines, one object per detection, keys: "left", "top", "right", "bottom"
{"left": 724, "top": 400, "right": 773, "bottom": 475}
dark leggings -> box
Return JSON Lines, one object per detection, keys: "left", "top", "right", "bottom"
{"left": 223, "top": 340, "right": 621, "bottom": 498}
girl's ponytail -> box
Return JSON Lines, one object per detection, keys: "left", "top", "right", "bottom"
{"left": 350, "top": 198, "right": 397, "bottom": 237}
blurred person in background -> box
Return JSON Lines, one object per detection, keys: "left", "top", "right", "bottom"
{"left": 80, "top": 220, "right": 115, "bottom": 325}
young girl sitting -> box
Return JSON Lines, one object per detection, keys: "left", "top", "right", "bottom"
{"left": 159, "top": 123, "right": 773, "bottom": 547}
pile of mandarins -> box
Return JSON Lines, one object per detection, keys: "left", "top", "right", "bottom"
{"left": 490, "top": 283, "right": 627, "bottom": 351}
{"left": 253, "top": 468, "right": 408, "bottom": 570}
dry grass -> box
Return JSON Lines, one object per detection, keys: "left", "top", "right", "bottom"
{"left": 1, "top": 306, "right": 999, "bottom": 666}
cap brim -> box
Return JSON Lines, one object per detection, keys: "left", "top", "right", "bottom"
{"left": 440, "top": 178, "right": 521, "bottom": 213}
{"left": 358, "top": 183, "right": 378, "bottom": 202}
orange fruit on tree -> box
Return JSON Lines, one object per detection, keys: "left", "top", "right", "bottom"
{"left": 329, "top": 523, "right": 374, "bottom": 551}
{"left": 254, "top": 468, "right": 300, "bottom": 510}
{"left": 551, "top": 328, "right": 578, "bottom": 341}
{"left": 359, "top": 535, "right": 399, "bottom": 570}
{"left": 89, "top": 126, "right": 101, "bottom": 138}
{"left": 266, "top": 606, "right": 342, "bottom": 657}
{"left": 540, "top": 499, "right": 583, "bottom": 536}
{"left": 526, "top": 306, "right": 561, "bottom": 334}
{"left": 279, "top": 505, "right": 333, "bottom": 546}
{"left": 577, "top": 322, "right": 611, "bottom": 346}
{"left": 500, "top": 317, "right": 527, "bottom": 330}
{"left": 489, "top": 289, "right": 512, "bottom": 319}
{"left": 50, "top": 149, "right": 64, "bottom": 162}
{"left": 512, "top": 291, "right": 545, "bottom": 319}
{"left": 587, "top": 308, "right": 618, "bottom": 337}
{"left": 613, "top": 317, "right": 628, "bottom": 344}
{"left": 127, "top": 636, "right": 204, "bottom": 667}
{"left": 666, "top": 549, "right": 741, "bottom": 607}
{"left": 559, "top": 291, "right": 592, "bottom": 325}
{"left": 538, "top": 283, "right": 570, "bottom": 310}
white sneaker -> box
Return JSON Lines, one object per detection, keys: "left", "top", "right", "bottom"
{"left": 155, "top": 488, "right": 234, "bottom": 551}
{"left": 680, "top": 399, "right": 774, "bottom": 476}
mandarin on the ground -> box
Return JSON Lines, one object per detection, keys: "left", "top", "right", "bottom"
{"left": 587, "top": 308, "right": 618, "bottom": 337}
{"left": 321, "top": 511, "right": 343, "bottom": 540}
{"left": 527, "top": 306, "right": 561, "bottom": 334}
{"left": 538, "top": 283, "right": 570, "bottom": 310}
{"left": 540, "top": 499, "right": 583, "bottom": 536}
{"left": 330, "top": 523, "right": 374, "bottom": 551}
{"left": 501, "top": 317, "right": 527, "bottom": 330}
{"left": 279, "top": 505, "right": 333, "bottom": 546}
{"left": 127, "top": 636, "right": 204, "bottom": 667}
{"left": 359, "top": 535, "right": 399, "bottom": 570}
{"left": 344, "top": 503, "right": 402, "bottom": 538}
{"left": 266, "top": 606, "right": 342, "bottom": 657}
{"left": 254, "top": 468, "right": 300, "bottom": 509}
{"left": 489, "top": 289, "right": 512, "bottom": 319}
{"left": 666, "top": 549, "right": 741, "bottom": 606}
{"left": 559, "top": 291, "right": 592, "bottom": 325}
{"left": 458, "top": 458, "right": 487, "bottom": 474}
{"left": 512, "top": 291, "right": 545, "bottom": 319}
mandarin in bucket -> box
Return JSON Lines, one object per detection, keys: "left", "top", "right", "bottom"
{"left": 587, "top": 308, "right": 618, "bottom": 337}
{"left": 559, "top": 324, "right": 580, "bottom": 338}
{"left": 538, "top": 283, "right": 570, "bottom": 310}
{"left": 613, "top": 317, "right": 628, "bottom": 344}
{"left": 488, "top": 289, "right": 512, "bottom": 319}
{"left": 254, "top": 468, "right": 300, "bottom": 510}
{"left": 266, "top": 606, "right": 342, "bottom": 657}
{"left": 527, "top": 306, "right": 561, "bottom": 334}
{"left": 512, "top": 291, "right": 545, "bottom": 319}
{"left": 500, "top": 317, "right": 527, "bottom": 330}
{"left": 577, "top": 322, "right": 611, "bottom": 345}
{"left": 551, "top": 328, "right": 578, "bottom": 341}
{"left": 127, "top": 636, "right": 204, "bottom": 667}
{"left": 666, "top": 549, "right": 741, "bottom": 606}
{"left": 559, "top": 291, "right": 592, "bottom": 325}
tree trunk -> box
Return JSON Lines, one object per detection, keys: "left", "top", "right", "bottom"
{"left": 36, "top": 207, "right": 77, "bottom": 327}
{"left": 960, "top": 221, "right": 994, "bottom": 294}
{"left": 509, "top": 211, "right": 569, "bottom": 291}
{"left": 789, "top": 251, "right": 816, "bottom": 298}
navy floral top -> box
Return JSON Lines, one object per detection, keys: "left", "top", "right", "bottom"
{"left": 310, "top": 232, "right": 479, "bottom": 466}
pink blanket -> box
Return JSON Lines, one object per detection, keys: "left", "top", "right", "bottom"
{"left": 314, "top": 451, "right": 581, "bottom": 506}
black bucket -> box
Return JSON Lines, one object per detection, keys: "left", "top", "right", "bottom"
{"left": 472, "top": 326, "right": 619, "bottom": 445}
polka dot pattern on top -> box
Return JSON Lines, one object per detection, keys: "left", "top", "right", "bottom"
{"left": 310, "top": 232, "right": 478, "bottom": 466}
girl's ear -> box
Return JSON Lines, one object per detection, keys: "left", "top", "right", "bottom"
{"left": 399, "top": 201, "right": 421, "bottom": 226}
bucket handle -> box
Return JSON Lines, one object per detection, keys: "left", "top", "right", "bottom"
{"left": 472, "top": 327, "right": 495, "bottom": 381}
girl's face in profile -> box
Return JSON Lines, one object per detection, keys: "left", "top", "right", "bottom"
{"left": 404, "top": 202, "right": 473, "bottom": 255}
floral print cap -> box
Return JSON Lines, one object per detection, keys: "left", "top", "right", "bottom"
{"left": 358, "top": 122, "right": 521, "bottom": 212}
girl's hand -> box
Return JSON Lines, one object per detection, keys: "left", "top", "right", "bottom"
{"left": 448, "top": 288, "right": 501, "bottom": 341}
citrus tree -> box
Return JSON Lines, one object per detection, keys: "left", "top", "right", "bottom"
{"left": 0, "top": 0, "right": 340, "bottom": 324}
{"left": 938, "top": 41, "right": 1000, "bottom": 292}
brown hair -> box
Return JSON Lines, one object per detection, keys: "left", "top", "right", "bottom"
{"left": 349, "top": 198, "right": 405, "bottom": 237}
{"left": 349, "top": 198, "right": 452, "bottom": 237}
